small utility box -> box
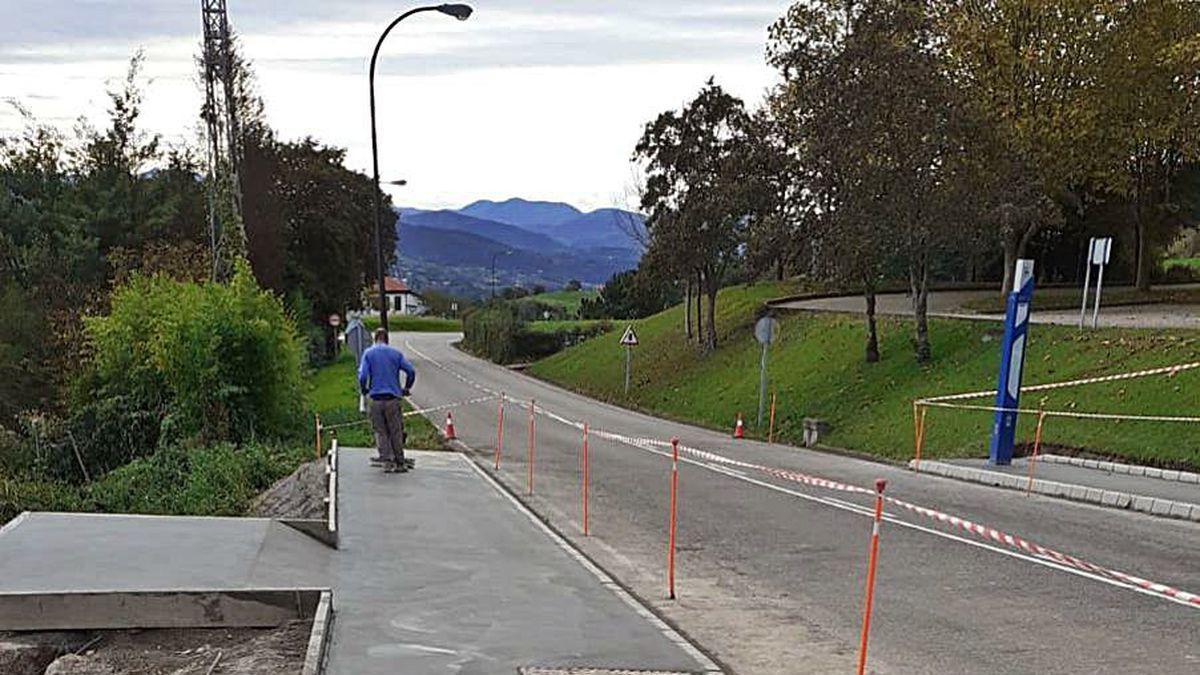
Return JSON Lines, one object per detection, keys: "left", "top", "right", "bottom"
{"left": 802, "top": 418, "right": 830, "bottom": 448}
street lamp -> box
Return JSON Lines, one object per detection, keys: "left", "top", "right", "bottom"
{"left": 491, "top": 250, "right": 511, "bottom": 299}
{"left": 369, "top": 4, "right": 473, "bottom": 333}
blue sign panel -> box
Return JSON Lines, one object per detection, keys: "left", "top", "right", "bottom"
{"left": 989, "top": 260, "right": 1036, "bottom": 465}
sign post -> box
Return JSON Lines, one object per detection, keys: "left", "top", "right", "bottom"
{"left": 754, "top": 316, "right": 779, "bottom": 426}
{"left": 988, "top": 259, "right": 1036, "bottom": 465}
{"left": 344, "top": 318, "right": 370, "bottom": 413}
{"left": 1079, "top": 237, "right": 1112, "bottom": 329}
{"left": 619, "top": 325, "right": 639, "bottom": 395}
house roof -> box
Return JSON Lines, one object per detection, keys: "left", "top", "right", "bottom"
{"left": 379, "top": 277, "right": 419, "bottom": 295}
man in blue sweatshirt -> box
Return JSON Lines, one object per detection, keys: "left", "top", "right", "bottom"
{"left": 357, "top": 328, "right": 417, "bottom": 472}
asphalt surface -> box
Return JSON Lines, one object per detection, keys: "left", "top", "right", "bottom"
{"left": 770, "top": 286, "right": 1200, "bottom": 329}
{"left": 399, "top": 331, "right": 1200, "bottom": 675}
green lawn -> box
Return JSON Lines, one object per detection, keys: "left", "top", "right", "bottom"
{"left": 360, "top": 314, "right": 461, "bottom": 332}
{"left": 529, "top": 289, "right": 599, "bottom": 317}
{"left": 1165, "top": 257, "right": 1200, "bottom": 271}
{"left": 309, "top": 351, "right": 444, "bottom": 451}
{"left": 529, "top": 283, "right": 1200, "bottom": 470}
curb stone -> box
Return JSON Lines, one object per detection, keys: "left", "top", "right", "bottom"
{"left": 910, "top": 459, "right": 1200, "bottom": 523}
{"left": 1036, "top": 454, "right": 1200, "bottom": 485}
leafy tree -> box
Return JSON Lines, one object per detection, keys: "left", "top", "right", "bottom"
{"left": 934, "top": 0, "right": 1106, "bottom": 296}
{"left": 1088, "top": 1, "right": 1200, "bottom": 289}
{"left": 635, "top": 79, "right": 750, "bottom": 351}
{"left": 769, "top": 0, "right": 988, "bottom": 362}
{"left": 580, "top": 269, "right": 679, "bottom": 320}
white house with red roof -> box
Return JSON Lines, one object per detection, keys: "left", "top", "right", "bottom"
{"left": 369, "top": 277, "right": 426, "bottom": 316}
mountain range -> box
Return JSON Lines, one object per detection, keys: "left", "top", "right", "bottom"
{"left": 394, "top": 198, "right": 646, "bottom": 298}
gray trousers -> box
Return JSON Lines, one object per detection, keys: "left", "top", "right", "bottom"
{"left": 368, "top": 398, "right": 406, "bottom": 463}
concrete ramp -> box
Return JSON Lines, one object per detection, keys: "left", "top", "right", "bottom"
{"left": 0, "top": 512, "right": 330, "bottom": 603}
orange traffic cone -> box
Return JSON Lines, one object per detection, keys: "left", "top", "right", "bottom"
{"left": 444, "top": 412, "right": 457, "bottom": 440}
{"left": 733, "top": 413, "right": 744, "bottom": 439}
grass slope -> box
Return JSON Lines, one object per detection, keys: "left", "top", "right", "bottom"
{"left": 310, "top": 351, "right": 443, "bottom": 450}
{"left": 360, "top": 315, "right": 461, "bottom": 332}
{"left": 529, "top": 283, "right": 1200, "bottom": 469}
{"left": 530, "top": 289, "right": 598, "bottom": 316}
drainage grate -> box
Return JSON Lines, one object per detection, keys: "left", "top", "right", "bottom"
{"left": 520, "top": 670, "right": 700, "bottom": 675}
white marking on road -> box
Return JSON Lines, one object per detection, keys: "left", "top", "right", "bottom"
{"left": 404, "top": 338, "right": 1200, "bottom": 611}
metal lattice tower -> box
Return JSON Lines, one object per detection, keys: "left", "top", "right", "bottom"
{"left": 200, "top": 0, "right": 243, "bottom": 280}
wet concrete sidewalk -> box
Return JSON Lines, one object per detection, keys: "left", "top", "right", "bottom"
{"left": 325, "top": 449, "right": 713, "bottom": 674}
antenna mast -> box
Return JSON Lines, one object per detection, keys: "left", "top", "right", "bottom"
{"left": 200, "top": 0, "right": 243, "bottom": 280}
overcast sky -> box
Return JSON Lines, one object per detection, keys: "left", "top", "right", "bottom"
{"left": 0, "top": 1, "right": 789, "bottom": 211}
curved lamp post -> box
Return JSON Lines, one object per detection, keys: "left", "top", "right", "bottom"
{"left": 369, "top": 4, "right": 472, "bottom": 332}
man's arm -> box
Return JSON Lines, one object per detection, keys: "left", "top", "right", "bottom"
{"left": 398, "top": 353, "right": 416, "bottom": 393}
{"left": 357, "top": 353, "right": 370, "bottom": 395}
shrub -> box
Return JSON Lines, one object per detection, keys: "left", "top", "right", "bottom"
{"left": 70, "top": 264, "right": 306, "bottom": 475}
{"left": 462, "top": 303, "right": 519, "bottom": 363}
{"left": 88, "top": 442, "right": 302, "bottom": 517}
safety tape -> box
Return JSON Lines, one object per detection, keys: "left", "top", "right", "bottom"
{"left": 549, "top": 420, "right": 1200, "bottom": 609}
{"left": 400, "top": 341, "right": 1200, "bottom": 609}
{"left": 921, "top": 361, "right": 1200, "bottom": 403}
{"left": 318, "top": 395, "right": 498, "bottom": 431}
{"left": 920, "top": 400, "right": 1200, "bottom": 423}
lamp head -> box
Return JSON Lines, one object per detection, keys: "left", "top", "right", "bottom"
{"left": 438, "top": 4, "right": 473, "bottom": 20}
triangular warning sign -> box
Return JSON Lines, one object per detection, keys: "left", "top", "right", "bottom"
{"left": 619, "top": 325, "right": 639, "bottom": 346}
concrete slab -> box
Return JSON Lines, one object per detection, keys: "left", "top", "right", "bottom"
{"left": 324, "top": 450, "right": 711, "bottom": 675}
{"left": 0, "top": 512, "right": 331, "bottom": 594}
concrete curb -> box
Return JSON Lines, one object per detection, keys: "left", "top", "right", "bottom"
{"left": 278, "top": 439, "right": 340, "bottom": 549}
{"left": 1036, "top": 454, "right": 1200, "bottom": 485}
{"left": 301, "top": 590, "right": 334, "bottom": 675}
{"left": 909, "top": 459, "right": 1200, "bottom": 523}
{"left": 0, "top": 588, "right": 329, "bottom": 632}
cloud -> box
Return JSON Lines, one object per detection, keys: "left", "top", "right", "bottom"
{"left": 1, "top": 1, "right": 792, "bottom": 210}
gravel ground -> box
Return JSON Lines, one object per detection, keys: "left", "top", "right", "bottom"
{"left": 249, "top": 459, "right": 327, "bottom": 520}
{"left": 1, "top": 621, "right": 309, "bottom": 675}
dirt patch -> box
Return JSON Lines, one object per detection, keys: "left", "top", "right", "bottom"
{"left": 249, "top": 459, "right": 327, "bottom": 520}
{"left": 5, "top": 620, "right": 310, "bottom": 675}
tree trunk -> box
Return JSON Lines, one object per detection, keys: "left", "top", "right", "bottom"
{"left": 686, "top": 278, "right": 696, "bottom": 338}
{"left": 694, "top": 270, "right": 704, "bottom": 346}
{"left": 864, "top": 289, "right": 880, "bottom": 363}
{"left": 1000, "top": 237, "right": 1018, "bottom": 300}
{"left": 911, "top": 260, "right": 931, "bottom": 363}
{"left": 704, "top": 284, "right": 718, "bottom": 353}
{"left": 1134, "top": 218, "right": 1151, "bottom": 291}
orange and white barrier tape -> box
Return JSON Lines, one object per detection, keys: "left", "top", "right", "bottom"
{"left": 920, "top": 361, "right": 1200, "bottom": 404}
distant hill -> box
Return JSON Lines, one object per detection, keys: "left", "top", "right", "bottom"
{"left": 400, "top": 210, "right": 565, "bottom": 252}
{"left": 393, "top": 198, "right": 646, "bottom": 298}
{"left": 396, "top": 224, "right": 640, "bottom": 297}
{"left": 459, "top": 198, "right": 583, "bottom": 236}
{"left": 550, "top": 208, "right": 645, "bottom": 250}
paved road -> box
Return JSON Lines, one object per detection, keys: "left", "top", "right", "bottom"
{"left": 400, "top": 332, "right": 1200, "bottom": 675}
{"left": 771, "top": 286, "right": 1200, "bottom": 329}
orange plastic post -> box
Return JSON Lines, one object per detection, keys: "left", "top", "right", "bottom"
{"left": 768, "top": 391, "right": 778, "bottom": 444}
{"left": 1025, "top": 411, "right": 1047, "bottom": 496}
{"left": 494, "top": 394, "right": 505, "bottom": 470}
{"left": 527, "top": 399, "right": 535, "bottom": 495}
{"left": 582, "top": 423, "right": 590, "bottom": 536}
{"left": 315, "top": 413, "right": 322, "bottom": 459}
{"left": 856, "top": 479, "right": 887, "bottom": 675}
{"left": 667, "top": 437, "right": 680, "bottom": 600}
{"left": 913, "top": 406, "right": 928, "bottom": 470}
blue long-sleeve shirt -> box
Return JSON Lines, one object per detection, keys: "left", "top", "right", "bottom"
{"left": 357, "top": 344, "right": 416, "bottom": 399}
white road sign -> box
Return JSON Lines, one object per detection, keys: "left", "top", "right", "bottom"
{"left": 619, "top": 325, "right": 639, "bottom": 347}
